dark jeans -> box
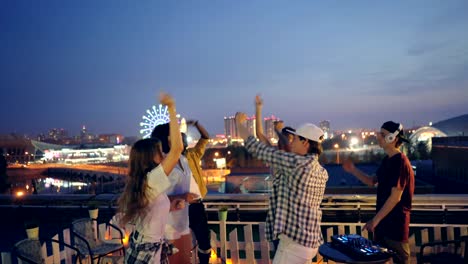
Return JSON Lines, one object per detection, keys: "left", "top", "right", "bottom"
{"left": 189, "top": 202, "right": 211, "bottom": 263}
{"left": 378, "top": 236, "right": 410, "bottom": 264}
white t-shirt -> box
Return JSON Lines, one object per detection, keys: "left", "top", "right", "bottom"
{"left": 134, "top": 165, "right": 171, "bottom": 243}
{"left": 165, "top": 155, "right": 201, "bottom": 240}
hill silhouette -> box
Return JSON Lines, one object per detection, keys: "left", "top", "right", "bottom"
{"left": 433, "top": 114, "right": 468, "bottom": 136}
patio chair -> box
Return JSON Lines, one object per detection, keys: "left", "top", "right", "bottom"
{"left": 418, "top": 235, "right": 467, "bottom": 264}
{"left": 13, "top": 238, "right": 82, "bottom": 264}
{"left": 70, "top": 218, "right": 125, "bottom": 264}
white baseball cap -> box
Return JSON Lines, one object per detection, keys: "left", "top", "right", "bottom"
{"left": 286, "top": 123, "right": 324, "bottom": 142}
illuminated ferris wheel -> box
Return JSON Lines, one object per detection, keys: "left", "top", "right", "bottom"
{"left": 139, "top": 104, "right": 186, "bottom": 138}
{"left": 140, "top": 104, "right": 170, "bottom": 138}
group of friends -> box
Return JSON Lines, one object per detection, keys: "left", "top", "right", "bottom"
{"left": 118, "top": 93, "right": 414, "bottom": 264}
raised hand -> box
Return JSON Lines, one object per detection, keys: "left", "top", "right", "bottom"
{"left": 255, "top": 94, "right": 263, "bottom": 108}
{"left": 159, "top": 92, "right": 175, "bottom": 107}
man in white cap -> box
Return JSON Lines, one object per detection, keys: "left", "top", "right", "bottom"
{"left": 236, "top": 112, "right": 328, "bottom": 264}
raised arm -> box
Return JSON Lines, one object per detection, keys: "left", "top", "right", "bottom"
{"left": 255, "top": 95, "right": 272, "bottom": 146}
{"left": 160, "top": 93, "right": 183, "bottom": 176}
{"left": 342, "top": 157, "right": 376, "bottom": 187}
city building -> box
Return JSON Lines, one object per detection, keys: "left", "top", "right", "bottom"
{"left": 224, "top": 115, "right": 280, "bottom": 144}
{"left": 98, "top": 134, "right": 124, "bottom": 144}
{"left": 319, "top": 120, "right": 331, "bottom": 139}
{"left": 224, "top": 115, "right": 256, "bottom": 144}
{"left": 245, "top": 115, "right": 256, "bottom": 138}
{"left": 0, "top": 134, "right": 36, "bottom": 164}
{"left": 224, "top": 116, "right": 238, "bottom": 141}
{"left": 48, "top": 128, "right": 68, "bottom": 141}
{"left": 80, "top": 125, "right": 87, "bottom": 140}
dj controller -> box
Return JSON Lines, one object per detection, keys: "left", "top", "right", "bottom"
{"left": 331, "top": 234, "right": 393, "bottom": 261}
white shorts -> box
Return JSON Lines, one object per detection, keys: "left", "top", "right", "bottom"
{"left": 273, "top": 234, "right": 318, "bottom": 264}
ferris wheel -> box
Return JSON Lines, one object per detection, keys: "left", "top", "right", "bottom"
{"left": 139, "top": 104, "right": 186, "bottom": 138}
{"left": 140, "top": 104, "right": 170, "bottom": 138}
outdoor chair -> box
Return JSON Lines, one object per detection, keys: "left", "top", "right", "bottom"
{"left": 13, "top": 238, "right": 82, "bottom": 264}
{"left": 70, "top": 218, "right": 125, "bottom": 264}
{"left": 418, "top": 235, "right": 467, "bottom": 264}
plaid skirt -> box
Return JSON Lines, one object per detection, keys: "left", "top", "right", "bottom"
{"left": 125, "top": 231, "right": 175, "bottom": 264}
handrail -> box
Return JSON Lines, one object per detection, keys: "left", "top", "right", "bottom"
{"left": 2, "top": 193, "right": 467, "bottom": 211}
{"left": 206, "top": 220, "right": 468, "bottom": 228}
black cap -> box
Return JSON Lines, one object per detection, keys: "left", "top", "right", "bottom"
{"left": 381, "top": 121, "right": 409, "bottom": 143}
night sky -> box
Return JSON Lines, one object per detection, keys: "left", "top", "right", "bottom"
{"left": 1, "top": 1, "right": 467, "bottom": 137}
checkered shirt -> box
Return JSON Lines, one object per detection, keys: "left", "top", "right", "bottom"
{"left": 245, "top": 136, "right": 328, "bottom": 248}
{"left": 125, "top": 230, "right": 174, "bottom": 264}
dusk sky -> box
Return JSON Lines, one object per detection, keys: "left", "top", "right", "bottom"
{"left": 1, "top": 1, "right": 467, "bottom": 137}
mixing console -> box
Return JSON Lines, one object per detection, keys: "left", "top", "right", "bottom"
{"left": 331, "top": 234, "right": 392, "bottom": 261}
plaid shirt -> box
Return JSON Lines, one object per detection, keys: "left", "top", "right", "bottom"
{"left": 245, "top": 136, "right": 328, "bottom": 248}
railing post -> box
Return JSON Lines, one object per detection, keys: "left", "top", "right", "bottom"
{"left": 220, "top": 220, "right": 227, "bottom": 262}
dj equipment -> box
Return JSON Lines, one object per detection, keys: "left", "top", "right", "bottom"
{"left": 384, "top": 123, "right": 403, "bottom": 143}
{"left": 331, "top": 234, "right": 392, "bottom": 261}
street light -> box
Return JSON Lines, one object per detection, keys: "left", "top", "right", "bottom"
{"left": 334, "top": 144, "right": 340, "bottom": 164}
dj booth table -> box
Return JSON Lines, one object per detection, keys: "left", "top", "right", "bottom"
{"left": 319, "top": 243, "right": 393, "bottom": 264}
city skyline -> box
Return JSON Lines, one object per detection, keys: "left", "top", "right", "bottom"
{"left": 2, "top": 1, "right": 468, "bottom": 136}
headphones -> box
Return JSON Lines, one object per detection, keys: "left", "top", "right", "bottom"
{"left": 385, "top": 123, "right": 403, "bottom": 143}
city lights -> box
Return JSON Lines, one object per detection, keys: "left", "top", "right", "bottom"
{"left": 334, "top": 144, "right": 340, "bottom": 164}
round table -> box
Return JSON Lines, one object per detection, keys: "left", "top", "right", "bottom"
{"left": 319, "top": 243, "right": 393, "bottom": 264}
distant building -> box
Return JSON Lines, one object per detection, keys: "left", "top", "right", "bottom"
{"left": 245, "top": 115, "right": 256, "bottom": 138}
{"left": 80, "top": 125, "right": 87, "bottom": 140}
{"left": 98, "top": 134, "right": 124, "bottom": 144}
{"left": 319, "top": 120, "right": 331, "bottom": 139}
{"left": 224, "top": 116, "right": 238, "bottom": 140}
{"left": 48, "top": 128, "right": 68, "bottom": 141}
{"left": 224, "top": 115, "right": 256, "bottom": 141}
{"left": 409, "top": 126, "right": 447, "bottom": 152}
{"left": 0, "top": 134, "right": 35, "bottom": 164}
{"left": 224, "top": 114, "right": 280, "bottom": 144}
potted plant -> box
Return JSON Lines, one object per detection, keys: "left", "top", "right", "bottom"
{"left": 24, "top": 219, "right": 39, "bottom": 239}
{"left": 218, "top": 206, "right": 228, "bottom": 221}
{"left": 87, "top": 201, "right": 99, "bottom": 219}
